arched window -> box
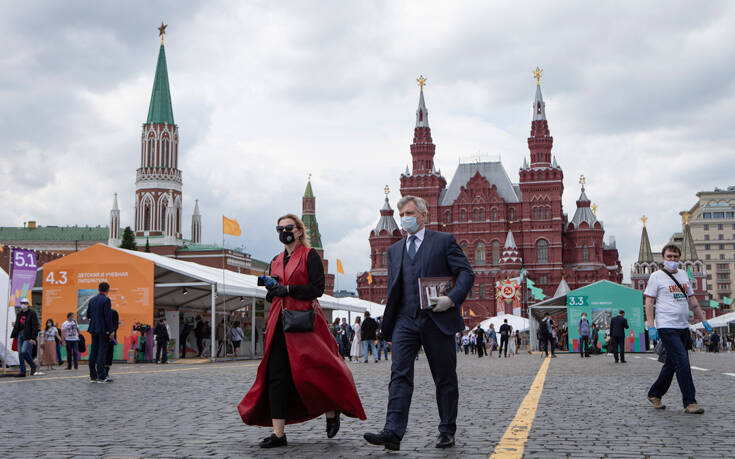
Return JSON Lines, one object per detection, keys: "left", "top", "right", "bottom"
{"left": 461, "top": 209, "right": 467, "bottom": 222}
{"left": 160, "top": 208, "right": 166, "bottom": 232}
{"left": 480, "top": 208, "right": 485, "bottom": 221}
{"left": 537, "top": 239, "right": 549, "bottom": 263}
{"left": 144, "top": 205, "right": 151, "bottom": 230}
{"left": 479, "top": 285, "right": 485, "bottom": 299}
{"left": 492, "top": 208, "right": 497, "bottom": 220}
{"left": 492, "top": 240, "right": 500, "bottom": 265}
{"left": 162, "top": 139, "right": 169, "bottom": 167}
{"left": 148, "top": 138, "right": 155, "bottom": 166}
{"left": 545, "top": 207, "right": 550, "bottom": 219}
{"left": 474, "top": 242, "right": 486, "bottom": 265}
{"left": 582, "top": 245, "right": 589, "bottom": 262}
{"left": 473, "top": 209, "right": 479, "bottom": 221}
{"left": 445, "top": 211, "right": 451, "bottom": 223}
{"left": 381, "top": 252, "right": 387, "bottom": 268}
{"left": 509, "top": 208, "right": 515, "bottom": 221}
{"left": 533, "top": 208, "right": 538, "bottom": 220}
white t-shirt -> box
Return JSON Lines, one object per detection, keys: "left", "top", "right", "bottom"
{"left": 62, "top": 320, "right": 79, "bottom": 341}
{"left": 644, "top": 269, "right": 694, "bottom": 329}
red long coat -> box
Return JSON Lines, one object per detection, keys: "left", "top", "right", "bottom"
{"left": 237, "top": 244, "right": 366, "bottom": 426}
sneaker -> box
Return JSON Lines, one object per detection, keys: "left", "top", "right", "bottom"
{"left": 684, "top": 404, "right": 704, "bottom": 414}
{"left": 99, "top": 377, "right": 114, "bottom": 383}
{"left": 259, "top": 433, "right": 287, "bottom": 448}
{"left": 32, "top": 371, "right": 45, "bottom": 376}
{"left": 30, "top": 367, "right": 37, "bottom": 376}
{"left": 647, "top": 396, "right": 666, "bottom": 409}
{"left": 90, "top": 378, "right": 98, "bottom": 383}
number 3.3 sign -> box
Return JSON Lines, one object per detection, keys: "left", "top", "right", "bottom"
{"left": 566, "top": 295, "right": 589, "bottom": 306}
{"left": 45, "top": 270, "right": 71, "bottom": 286}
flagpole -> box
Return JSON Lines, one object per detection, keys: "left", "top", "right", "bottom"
{"left": 221, "top": 227, "right": 226, "bottom": 362}
{"left": 3, "top": 247, "right": 12, "bottom": 375}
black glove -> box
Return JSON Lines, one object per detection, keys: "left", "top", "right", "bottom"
{"left": 271, "top": 285, "right": 288, "bottom": 298}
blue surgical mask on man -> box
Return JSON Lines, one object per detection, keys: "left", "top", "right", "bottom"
{"left": 663, "top": 260, "right": 679, "bottom": 271}
{"left": 401, "top": 216, "right": 420, "bottom": 234}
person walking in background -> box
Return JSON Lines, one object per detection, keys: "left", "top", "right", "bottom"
{"left": 231, "top": 321, "right": 245, "bottom": 357}
{"left": 377, "top": 317, "right": 389, "bottom": 361}
{"left": 340, "top": 318, "right": 351, "bottom": 360}
{"left": 53, "top": 320, "right": 63, "bottom": 366}
{"left": 487, "top": 324, "right": 497, "bottom": 357}
{"left": 350, "top": 316, "right": 362, "bottom": 363}
{"left": 87, "top": 282, "right": 113, "bottom": 383}
{"left": 515, "top": 330, "right": 523, "bottom": 354}
{"left": 238, "top": 213, "right": 365, "bottom": 448}
{"left": 361, "top": 312, "right": 379, "bottom": 363}
{"left": 498, "top": 319, "right": 512, "bottom": 358}
{"left": 645, "top": 244, "right": 712, "bottom": 414}
{"left": 194, "top": 315, "right": 205, "bottom": 357}
{"left": 462, "top": 333, "right": 470, "bottom": 355}
{"left": 41, "top": 319, "right": 62, "bottom": 371}
{"left": 540, "top": 313, "right": 555, "bottom": 357}
{"left": 154, "top": 317, "right": 170, "bottom": 364}
{"left": 710, "top": 330, "right": 720, "bottom": 353}
{"left": 105, "top": 306, "right": 119, "bottom": 376}
{"left": 11, "top": 298, "right": 40, "bottom": 377}
{"left": 364, "top": 196, "right": 474, "bottom": 451}
{"left": 508, "top": 328, "right": 516, "bottom": 356}
{"left": 610, "top": 310, "right": 629, "bottom": 363}
{"left": 475, "top": 326, "right": 486, "bottom": 358}
{"left": 61, "top": 312, "right": 80, "bottom": 370}
{"left": 578, "top": 312, "right": 591, "bottom": 358}
{"left": 180, "top": 319, "right": 193, "bottom": 358}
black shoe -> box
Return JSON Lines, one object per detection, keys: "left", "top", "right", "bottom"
{"left": 259, "top": 433, "right": 287, "bottom": 448}
{"left": 30, "top": 367, "right": 37, "bottom": 376}
{"left": 99, "top": 377, "right": 114, "bottom": 383}
{"left": 15, "top": 373, "right": 26, "bottom": 377}
{"left": 435, "top": 434, "right": 455, "bottom": 448}
{"left": 326, "top": 412, "right": 340, "bottom": 438}
{"left": 364, "top": 430, "right": 400, "bottom": 451}
{"left": 621, "top": 360, "right": 627, "bottom": 363}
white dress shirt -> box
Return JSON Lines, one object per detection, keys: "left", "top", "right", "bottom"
{"left": 405, "top": 227, "right": 426, "bottom": 253}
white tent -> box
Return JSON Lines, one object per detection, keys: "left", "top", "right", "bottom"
{"left": 1, "top": 266, "right": 20, "bottom": 367}
{"left": 473, "top": 313, "right": 529, "bottom": 333}
{"left": 692, "top": 311, "right": 735, "bottom": 330}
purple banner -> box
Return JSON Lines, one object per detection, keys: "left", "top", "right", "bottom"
{"left": 10, "top": 249, "right": 37, "bottom": 308}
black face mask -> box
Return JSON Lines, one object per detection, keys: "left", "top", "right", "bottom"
{"left": 279, "top": 230, "right": 295, "bottom": 244}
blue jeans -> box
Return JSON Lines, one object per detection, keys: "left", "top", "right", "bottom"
{"left": 648, "top": 328, "right": 697, "bottom": 407}
{"left": 378, "top": 339, "right": 389, "bottom": 360}
{"left": 17, "top": 335, "right": 36, "bottom": 374}
{"left": 362, "top": 339, "right": 377, "bottom": 362}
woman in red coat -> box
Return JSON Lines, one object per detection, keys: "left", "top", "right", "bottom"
{"left": 238, "top": 214, "right": 366, "bottom": 448}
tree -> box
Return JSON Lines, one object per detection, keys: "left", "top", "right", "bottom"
{"left": 120, "top": 227, "right": 136, "bottom": 250}
{"left": 145, "top": 238, "right": 151, "bottom": 252}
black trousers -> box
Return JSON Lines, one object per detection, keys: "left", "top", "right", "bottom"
{"left": 612, "top": 336, "right": 625, "bottom": 362}
{"left": 268, "top": 318, "right": 295, "bottom": 419}
{"left": 542, "top": 335, "right": 555, "bottom": 356}
{"left": 65, "top": 341, "right": 78, "bottom": 369}
{"left": 499, "top": 336, "right": 509, "bottom": 356}
{"left": 196, "top": 337, "right": 204, "bottom": 356}
{"left": 579, "top": 335, "right": 589, "bottom": 357}
{"left": 156, "top": 340, "right": 169, "bottom": 363}
{"left": 105, "top": 339, "right": 115, "bottom": 372}
{"left": 88, "top": 333, "right": 108, "bottom": 380}
{"left": 476, "top": 341, "right": 485, "bottom": 357}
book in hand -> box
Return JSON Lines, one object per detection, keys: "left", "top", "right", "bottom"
{"left": 418, "top": 276, "right": 455, "bottom": 310}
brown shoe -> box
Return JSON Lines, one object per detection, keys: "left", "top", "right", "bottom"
{"left": 684, "top": 403, "right": 704, "bottom": 414}
{"left": 648, "top": 396, "right": 665, "bottom": 409}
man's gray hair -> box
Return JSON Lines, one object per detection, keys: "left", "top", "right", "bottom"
{"left": 397, "top": 195, "right": 428, "bottom": 214}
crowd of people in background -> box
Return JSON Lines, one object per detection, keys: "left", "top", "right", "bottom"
{"left": 458, "top": 321, "right": 524, "bottom": 358}
{"left": 329, "top": 312, "right": 390, "bottom": 362}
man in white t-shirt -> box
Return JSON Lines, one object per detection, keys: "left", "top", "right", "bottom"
{"left": 61, "top": 312, "right": 80, "bottom": 370}
{"left": 644, "top": 244, "right": 711, "bottom": 414}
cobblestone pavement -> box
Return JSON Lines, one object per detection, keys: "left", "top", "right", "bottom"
{"left": 2, "top": 351, "right": 734, "bottom": 458}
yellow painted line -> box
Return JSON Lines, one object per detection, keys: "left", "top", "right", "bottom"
{"left": 489, "top": 356, "right": 551, "bottom": 459}
{"left": 0, "top": 363, "right": 257, "bottom": 384}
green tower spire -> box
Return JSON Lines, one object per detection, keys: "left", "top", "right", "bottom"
{"left": 146, "top": 42, "right": 175, "bottom": 125}
{"left": 680, "top": 213, "right": 698, "bottom": 261}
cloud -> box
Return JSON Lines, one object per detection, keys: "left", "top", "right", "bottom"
{"left": 2, "top": 1, "right": 735, "bottom": 294}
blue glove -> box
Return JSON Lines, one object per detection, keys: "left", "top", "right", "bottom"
{"left": 261, "top": 276, "right": 279, "bottom": 289}
{"left": 703, "top": 321, "right": 712, "bottom": 333}
{"left": 648, "top": 327, "right": 658, "bottom": 342}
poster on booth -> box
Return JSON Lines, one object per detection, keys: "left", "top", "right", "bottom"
{"left": 42, "top": 244, "right": 154, "bottom": 361}
{"left": 495, "top": 277, "right": 521, "bottom": 315}
{"left": 565, "top": 281, "right": 644, "bottom": 352}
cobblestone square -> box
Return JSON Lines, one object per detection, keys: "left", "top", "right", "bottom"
{"left": 2, "top": 351, "right": 734, "bottom": 458}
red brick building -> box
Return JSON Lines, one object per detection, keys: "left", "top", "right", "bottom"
{"left": 357, "top": 74, "right": 622, "bottom": 326}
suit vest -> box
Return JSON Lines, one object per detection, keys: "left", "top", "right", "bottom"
{"left": 400, "top": 246, "right": 421, "bottom": 317}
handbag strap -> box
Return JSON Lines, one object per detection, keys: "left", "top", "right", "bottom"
{"left": 661, "top": 269, "right": 688, "bottom": 296}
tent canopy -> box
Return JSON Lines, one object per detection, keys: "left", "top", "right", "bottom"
{"left": 692, "top": 311, "right": 735, "bottom": 330}
{"left": 473, "top": 313, "right": 529, "bottom": 333}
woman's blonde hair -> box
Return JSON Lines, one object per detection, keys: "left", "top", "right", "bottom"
{"left": 277, "top": 213, "right": 311, "bottom": 249}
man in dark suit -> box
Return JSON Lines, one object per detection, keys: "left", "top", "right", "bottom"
{"left": 87, "top": 282, "right": 113, "bottom": 382}
{"left": 610, "top": 309, "right": 629, "bottom": 363}
{"left": 364, "top": 196, "right": 474, "bottom": 451}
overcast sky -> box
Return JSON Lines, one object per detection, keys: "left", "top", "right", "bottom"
{"left": 2, "top": 1, "right": 734, "bottom": 291}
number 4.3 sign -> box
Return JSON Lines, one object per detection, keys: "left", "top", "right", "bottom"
{"left": 45, "top": 271, "right": 70, "bottom": 286}
{"left": 566, "top": 295, "right": 589, "bottom": 306}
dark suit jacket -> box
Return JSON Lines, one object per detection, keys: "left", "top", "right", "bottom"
{"left": 610, "top": 315, "right": 629, "bottom": 338}
{"left": 87, "top": 293, "right": 113, "bottom": 335}
{"left": 382, "top": 229, "right": 475, "bottom": 339}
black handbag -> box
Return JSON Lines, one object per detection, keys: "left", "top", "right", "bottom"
{"left": 282, "top": 306, "right": 315, "bottom": 333}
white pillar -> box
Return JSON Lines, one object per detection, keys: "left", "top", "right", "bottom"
{"left": 211, "top": 284, "right": 216, "bottom": 363}
{"left": 251, "top": 297, "right": 256, "bottom": 358}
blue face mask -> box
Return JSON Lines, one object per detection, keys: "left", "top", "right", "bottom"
{"left": 401, "top": 216, "right": 420, "bottom": 234}
{"left": 663, "top": 260, "right": 679, "bottom": 271}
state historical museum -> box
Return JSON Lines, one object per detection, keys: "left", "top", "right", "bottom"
{"left": 356, "top": 72, "right": 623, "bottom": 326}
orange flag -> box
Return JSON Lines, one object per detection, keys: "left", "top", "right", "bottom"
{"left": 0, "top": 242, "right": 3, "bottom": 252}
{"left": 367, "top": 273, "right": 373, "bottom": 284}
{"left": 336, "top": 259, "right": 345, "bottom": 274}
{"left": 222, "top": 216, "right": 242, "bottom": 236}
{"left": 469, "top": 309, "right": 476, "bottom": 317}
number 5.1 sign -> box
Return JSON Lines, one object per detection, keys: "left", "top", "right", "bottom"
{"left": 566, "top": 295, "right": 589, "bottom": 306}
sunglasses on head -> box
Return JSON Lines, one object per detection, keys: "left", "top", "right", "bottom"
{"left": 276, "top": 224, "right": 295, "bottom": 232}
